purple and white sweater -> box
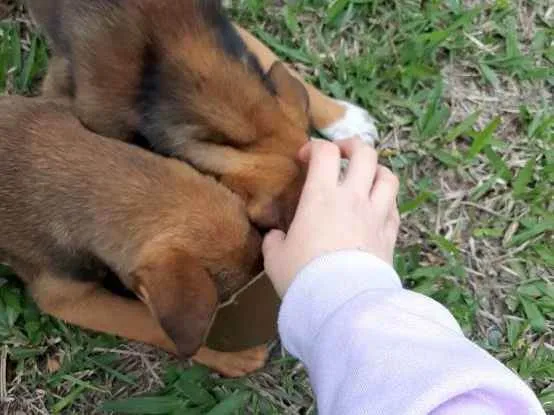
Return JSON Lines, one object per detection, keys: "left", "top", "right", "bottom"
{"left": 278, "top": 251, "right": 545, "bottom": 415}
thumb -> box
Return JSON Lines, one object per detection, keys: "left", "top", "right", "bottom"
{"left": 262, "top": 229, "right": 286, "bottom": 259}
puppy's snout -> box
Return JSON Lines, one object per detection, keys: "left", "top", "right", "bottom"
{"left": 248, "top": 191, "right": 301, "bottom": 232}
{"left": 247, "top": 198, "right": 282, "bottom": 231}
{"left": 246, "top": 157, "right": 307, "bottom": 231}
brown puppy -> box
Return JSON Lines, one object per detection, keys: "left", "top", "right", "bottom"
{"left": 0, "top": 96, "right": 267, "bottom": 377}
{"left": 25, "top": 0, "right": 310, "bottom": 230}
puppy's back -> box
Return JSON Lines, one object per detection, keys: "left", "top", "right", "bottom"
{"left": 26, "top": 0, "right": 122, "bottom": 52}
{"left": 0, "top": 97, "right": 165, "bottom": 275}
{"left": 0, "top": 96, "right": 263, "bottom": 356}
{"left": 0, "top": 97, "right": 162, "bottom": 203}
{"left": 0, "top": 96, "right": 240, "bottom": 231}
{"left": 0, "top": 97, "right": 258, "bottom": 283}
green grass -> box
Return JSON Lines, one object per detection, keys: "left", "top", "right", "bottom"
{"left": 1, "top": 0, "right": 553, "bottom": 413}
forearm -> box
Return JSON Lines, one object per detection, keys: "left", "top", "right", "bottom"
{"left": 278, "top": 251, "right": 544, "bottom": 415}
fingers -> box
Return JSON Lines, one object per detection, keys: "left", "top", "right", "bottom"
{"left": 298, "top": 139, "right": 342, "bottom": 191}
{"left": 262, "top": 229, "right": 286, "bottom": 258}
{"left": 262, "top": 229, "right": 290, "bottom": 297}
{"left": 369, "top": 166, "right": 400, "bottom": 219}
{"left": 297, "top": 140, "right": 399, "bottom": 218}
{"left": 336, "top": 138, "right": 379, "bottom": 194}
{"left": 387, "top": 199, "right": 401, "bottom": 240}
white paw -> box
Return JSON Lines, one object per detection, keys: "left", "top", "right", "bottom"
{"left": 318, "top": 99, "right": 379, "bottom": 145}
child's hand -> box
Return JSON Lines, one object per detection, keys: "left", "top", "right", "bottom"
{"left": 263, "top": 138, "right": 400, "bottom": 298}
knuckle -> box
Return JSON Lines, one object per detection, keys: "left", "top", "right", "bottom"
{"left": 340, "top": 136, "right": 361, "bottom": 147}
{"left": 381, "top": 167, "right": 399, "bottom": 186}
{"left": 390, "top": 208, "right": 401, "bottom": 226}
{"left": 350, "top": 136, "right": 365, "bottom": 149}
{"left": 347, "top": 188, "right": 368, "bottom": 212}
{"left": 317, "top": 140, "right": 340, "bottom": 160}
{"left": 364, "top": 144, "right": 378, "bottom": 162}
{"left": 369, "top": 144, "right": 379, "bottom": 158}
{"left": 379, "top": 165, "right": 392, "bottom": 177}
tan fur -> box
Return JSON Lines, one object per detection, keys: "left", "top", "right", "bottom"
{"left": 0, "top": 96, "right": 265, "bottom": 375}
{"left": 25, "top": 0, "right": 310, "bottom": 229}
{"left": 232, "top": 23, "right": 348, "bottom": 130}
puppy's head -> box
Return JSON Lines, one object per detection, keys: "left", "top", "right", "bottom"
{"left": 131, "top": 248, "right": 218, "bottom": 357}
{"left": 150, "top": 46, "right": 310, "bottom": 230}
{"left": 193, "top": 61, "right": 311, "bottom": 231}
{"left": 242, "top": 61, "right": 311, "bottom": 230}
{"left": 129, "top": 193, "right": 262, "bottom": 357}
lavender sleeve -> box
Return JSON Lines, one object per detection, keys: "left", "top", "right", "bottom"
{"left": 277, "top": 251, "right": 545, "bottom": 415}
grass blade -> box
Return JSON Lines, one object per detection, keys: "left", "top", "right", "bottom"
{"left": 52, "top": 385, "right": 86, "bottom": 414}
{"left": 175, "top": 379, "right": 216, "bottom": 407}
{"left": 205, "top": 391, "right": 251, "bottom": 415}
{"left": 18, "top": 33, "right": 37, "bottom": 91}
{"left": 101, "top": 397, "right": 183, "bottom": 414}
{"left": 484, "top": 145, "right": 512, "bottom": 181}
{"left": 9, "top": 24, "right": 21, "bottom": 75}
{"left": 253, "top": 30, "right": 312, "bottom": 64}
{"left": 399, "top": 191, "right": 434, "bottom": 214}
{"left": 507, "top": 220, "right": 554, "bottom": 247}
{"left": 177, "top": 365, "right": 211, "bottom": 383}
{"left": 519, "top": 296, "right": 545, "bottom": 332}
{"left": 326, "top": 0, "right": 350, "bottom": 25}
{"left": 86, "top": 356, "right": 136, "bottom": 385}
{"left": 418, "top": 82, "right": 449, "bottom": 139}
{"left": 444, "top": 111, "right": 480, "bottom": 143}
{"left": 61, "top": 375, "right": 108, "bottom": 393}
{"left": 512, "top": 158, "right": 535, "bottom": 196}
{"left": 433, "top": 149, "right": 461, "bottom": 167}
{"left": 479, "top": 62, "right": 500, "bottom": 87}
{"left": 465, "top": 117, "right": 501, "bottom": 160}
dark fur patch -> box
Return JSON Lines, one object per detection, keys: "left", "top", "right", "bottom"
{"left": 131, "top": 131, "right": 154, "bottom": 151}
{"left": 56, "top": 251, "right": 137, "bottom": 298}
{"left": 102, "top": 270, "right": 137, "bottom": 299}
{"left": 134, "top": 45, "right": 181, "bottom": 157}
{"left": 47, "top": 5, "right": 70, "bottom": 55}
{"left": 54, "top": 252, "right": 110, "bottom": 283}
{"left": 137, "top": 45, "right": 161, "bottom": 127}
{"left": 197, "top": 0, "right": 276, "bottom": 94}
{"left": 135, "top": 44, "right": 163, "bottom": 151}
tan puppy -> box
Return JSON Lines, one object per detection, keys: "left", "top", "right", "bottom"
{"left": 26, "top": 0, "right": 310, "bottom": 230}
{"left": 0, "top": 96, "right": 266, "bottom": 377}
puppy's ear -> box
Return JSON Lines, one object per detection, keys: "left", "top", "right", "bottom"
{"left": 267, "top": 61, "right": 310, "bottom": 128}
{"left": 131, "top": 248, "right": 218, "bottom": 358}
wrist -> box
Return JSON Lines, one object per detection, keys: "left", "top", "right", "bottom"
{"left": 278, "top": 250, "right": 401, "bottom": 360}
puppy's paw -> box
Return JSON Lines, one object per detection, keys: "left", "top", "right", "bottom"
{"left": 194, "top": 345, "right": 268, "bottom": 378}
{"left": 318, "top": 99, "right": 379, "bottom": 145}
{"left": 219, "top": 345, "right": 268, "bottom": 378}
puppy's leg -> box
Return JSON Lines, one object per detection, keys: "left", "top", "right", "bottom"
{"left": 30, "top": 271, "right": 265, "bottom": 377}
{"left": 30, "top": 272, "right": 177, "bottom": 353}
{"left": 233, "top": 24, "right": 379, "bottom": 144}
{"left": 192, "top": 345, "right": 268, "bottom": 378}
